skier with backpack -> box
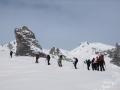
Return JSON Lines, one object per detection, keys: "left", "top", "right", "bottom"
{"left": 85, "top": 59, "right": 91, "bottom": 70}
{"left": 10, "top": 51, "right": 13, "bottom": 58}
{"left": 35, "top": 54, "right": 39, "bottom": 63}
{"left": 73, "top": 58, "right": 78, "bottom": 69}
{"left": 99, "top": 54, "right": 105, "bottom": 71}
{"left": 46, "top": 55, "right": 51, "bottom": 65}
{"left": 91, "top": 58, "right": 95, "bottom": 71}
{"left": 58, "top": 55, "right": 63, "bottom": 67}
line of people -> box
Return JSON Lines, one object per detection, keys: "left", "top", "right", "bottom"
{"left": 85, "top": 54, "right": 106, "bottom": 71}
{"left": 35, "top": 54, "right": 78, "bottom": 69}
{"left": 10, "top": 51, "right": 105, "bottom": 71}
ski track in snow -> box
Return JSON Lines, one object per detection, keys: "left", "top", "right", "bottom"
{"left": 0, "top": 50, "right": 120, "bottom": 90}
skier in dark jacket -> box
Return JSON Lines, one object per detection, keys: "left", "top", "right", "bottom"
{"left": 10, "top": 51, "right": 13, "bottom": 58}
{"left": 86, "top": 59, "right": 91, "bottom": 70}
{"left": 73, "top": 58, "right": 78, "bottom": 69}
{"left": 58, "top": 55, "right": 63, "bottom": 67}
{"left": 46, "top": 55, "right": 51, "bottom": 65}
{"left": 35, "top": 54, "right": 39, "bottom": 63}
{"left": 99, "top": 54, "right": 105, "bottom": 71}
{"left": 91, "top": 58, "right": 95, "bottom": 71}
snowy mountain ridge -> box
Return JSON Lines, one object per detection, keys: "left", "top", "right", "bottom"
{"left": 0, "top": 41, "right": 115, "bottom": 60}
{"left": 71, "top": 41, "right": 114, "bottom": 52}
{"left": 69, "top": 42, "right": 114, "bottom": 60}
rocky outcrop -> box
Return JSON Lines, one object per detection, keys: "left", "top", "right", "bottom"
{"left": 15, "top": 26, "right": 42, "bottom": 56}
{"left": 49, "top": 47, "right": 61, "bottom": 56}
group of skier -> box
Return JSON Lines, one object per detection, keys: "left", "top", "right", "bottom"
{"left": 35, "top": 54, "right": 79, "bottom": 69}
{"left": 85, "top": 54, "right": 106, "bottom": 71}
{"left": 10, "top": 50, "right": 105, "bottom": 71}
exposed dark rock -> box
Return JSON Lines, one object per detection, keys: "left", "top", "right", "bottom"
{"left": 15, "top": 26, "right": 42, "bottom": 56}
{"left": 49, "top": 47, "right": 61, "bottom": 56}
{"left": 109, "top": 43, "right": 120, "bottom": 67}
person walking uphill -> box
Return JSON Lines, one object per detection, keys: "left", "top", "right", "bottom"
{"left": 73, "top": 58, "right": 78, "bottom": 69}
{"left": 10, "top": 51, "right": 13, "bottom": 58}
{"left": 99, "top": 54, "right": 105, "bottom": 71}
{"left": 35, "top": 54, "right": 39, "bottom": 63}
{"left": 91, "top": 58, "right": 95, "bottom": 71}
{"left": 46, "top": 55, "right": 51, "bottom": 65}
{"left": 58, "top": 55, "right": 63, "bottom": 67}
{"left": 86, "top": 59, "right": 91, "bottom": 70}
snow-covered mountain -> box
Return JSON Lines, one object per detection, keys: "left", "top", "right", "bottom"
{"left": 35, "top": 42, "right": 115, "bottom": 62}
{"left": 69, "top": 42, "right": 114, "bottom": 60}
{"left": 1, "top": 41, "right": 115, "bottom": 60}
{"left": 59, "top": 48, "right": 70, "bottom": 57}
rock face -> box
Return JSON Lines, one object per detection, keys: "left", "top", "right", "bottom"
{"left": 49, "top": 47, "right": 61, "bottom": 56}
{"left": 15, "top": 26, "right": 42, "bottom": 56}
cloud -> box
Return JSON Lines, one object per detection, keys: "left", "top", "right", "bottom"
{"left": 0, "top": 0, "right": 25, "bottom": 7}
{"left": 0, "top": 0, "right": 61, "bottom": 11}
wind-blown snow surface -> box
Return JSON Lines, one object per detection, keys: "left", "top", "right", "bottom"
{"left": 0, "top": 46, "right": 120, "bottom": 90}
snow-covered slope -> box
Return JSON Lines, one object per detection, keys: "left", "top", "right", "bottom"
{"left": 0, "top": 44, "right": 120, "bottom": 90}
{"left": 1, "top": 41, "right": 115, "bottom": 61}
{"left": 69, "top": 42, "right": 114, "bottom": 60}
{"left": 59, "top": 48, "right": 70, "bottom": 56}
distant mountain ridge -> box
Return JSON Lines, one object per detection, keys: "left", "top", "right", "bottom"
{"left": 0, "top": 41, "right": 114, "bottom": 61}
{"left": 69, "top": 41, "right": 114, "bottom": 60}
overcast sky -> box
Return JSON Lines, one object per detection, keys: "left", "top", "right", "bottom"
{"left": 0, "top": 0, "right": 120, "bottom": 50}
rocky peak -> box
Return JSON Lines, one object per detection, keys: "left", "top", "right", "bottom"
{"left": 15, "top": 26, "right": 42, "bottom": 56}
